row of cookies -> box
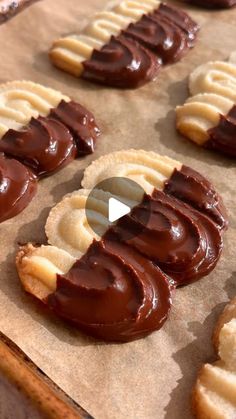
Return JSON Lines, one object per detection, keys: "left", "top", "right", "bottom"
{"left": 0, "top": 1, "right": 235, "bottom": 417}
{"left": 1, "top": 53, "right": 235, "bottom": 227}
{"left": 2, "top": 54, "right": 236, "bottom": 226}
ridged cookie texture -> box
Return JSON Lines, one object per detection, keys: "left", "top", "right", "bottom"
{"left": 82, "top": 149, "right": 182, "bottom": 194}
{"left": 0, "top": 81, "right": 68, "bottom": 136}
{"left": 82, "top": 149, "right": 228, "bottom": 230}
{"left": 45, "top": 188, "right": 137, "bottom": 258}
{"left": 176, "top": 54, "right": 236, "bottom": 157}
{"left": 16, "top": 150, "right": 227, "bottom": 342}
{"left": 0, "top": 80, "right": 100, "bottom": 224}
{"left": 50, "top": 1, "right": 199, "bottom": 88}
{"left": 193, "top": 298, "right": 236, "bottom": 419}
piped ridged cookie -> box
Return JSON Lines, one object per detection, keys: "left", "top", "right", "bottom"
{"left": 50, "top": 1, "right": 199, "bottom": 88}
{"left": 0, "top": 81, "right": 100, "bottom": 224}
{"left": 82, "top": 149, "right": 228, "bottom": 229}
{"left": 176, "top": 54, "right": 236, "bottom": 157}
{"left": 0, "top": 80, "right": 68, "bottom": 135}
{"left": 45, "top": 188, "right": 137, "bottom": 257}
{"left": 82, "top": 149, "right": 181, "bottom": 194}
{"left": 16, "top": 150, "right": 227, "bottom": 342}
{"left": 193, "top": 298, "right": 236, "bottom": 418}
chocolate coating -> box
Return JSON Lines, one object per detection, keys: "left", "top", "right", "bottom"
{"left": 164, "top": 165, "right": 228, "bottom": 230}
{"left": 45, "top": 166, "right": 225, "bottom": 340}
{"left": 0, "top": 153, "right": 37, "bottom": 223}
{"left": 207, "top": 106, "right": 236, "bottom": 159}
{"left": 0, "top": 100, "right": 100, "bottom": 177}
{"left": 157, "top": 3, "right": 199, "bottom": 47}
{"left": 82, "top": 34, "right": 161, "bottom": 89}
{"left": 47, "top": 234, "right": 172, "bottom": 342}
{"left": 82, "top": 3, "right": 198, "bottom": 88}
{"left": 0, "top": 116, "right": 77, "bottom": 177}
{"left": 0, "top": 99, "right": 100, "bottom": 223}
{"left": 114, "top": 190, "right": 223, "bottom": 286}
{"left": 185, "top": 0, "right": 236, "bottom": 9}
{"left": 49, "top": 100, "right": 100, "bottom": 155}
{"left": 123, "top": 12, "right": 187, "bottom": 64}
{"left": 43, "top": 164, "right": 227, "bottom": 341}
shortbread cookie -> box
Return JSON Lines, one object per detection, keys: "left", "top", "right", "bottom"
{"left": 16, "top": 150, "right": 227, "bottom": 342}
{"left": 45, "top": 188, "right": 137, "bottom": 257}
{"left": 214, "top": 297, "right": 236, "bottom": 351}
{"left": 176, "top": 54, "right": 236, "bottom": 157}
{"left": 193, "top": 299, "right": 236, "bottom": 418}
{"left": 185, "top": 0, "right": 236, "bottom": 9}
{"left": 0, "top": 81, "right": 100, "bottom": 163}
{"left": 0, "top": 153, "right": 37, "bottom": 223}
{"left": 0, "top": 0, "right": 39, "bottom": 23}
{"left": 0, "top": 81, "right": 100, "bottom": 223}
{"left": 82, "top": 149, "right": 227, "bottom": 229}
{"left": 17, "top": 244, "right": 76, "bottom": 300}
{"left": 17, "top": 236, "right": 173, "bottom": 342}
{"left": 44, "top": 148, "right": 227, "bottom": 266}
{"left": 50, "top": 1, "right": 199, "bottom": 88}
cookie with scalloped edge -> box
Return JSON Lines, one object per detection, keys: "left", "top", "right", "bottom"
{"left": 176, "top": 53, "right": 236, "bottom": 157}
{"left": 16, "top": 149, "right": 228, "bottom": 342}
{"left": 0, "top": 80, "right": 100, "bottom": 224}
{"left": 50, "top": 1, "right": 199, "bottom": 88}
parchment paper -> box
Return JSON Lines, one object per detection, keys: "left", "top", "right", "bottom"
{"left": 0, "top": 1, "right": 235, "bottom": 418}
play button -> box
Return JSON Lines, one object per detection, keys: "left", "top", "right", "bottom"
{"left": 85, "top": 177, "right": 151, "bottom": 240}
{"left": 108, "top": 197, "right": 131, "bottom": 223}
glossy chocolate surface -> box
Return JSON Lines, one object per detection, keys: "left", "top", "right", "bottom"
{"left": 83, "top": 35, "right": 161, "bottom": 89}
{"left": 114, "top": 190, "right": 223, "bottom": 286}
{"left": 157, "top": 3, "right": 199, "bottom": 46}
{"left": 207, "top": 106, "right": 236, "bottom": 159}
{"left": 0, "top": 153, "right": 37, "bottom": 223}
{"left": 82, "top": 3, "right": 199, "bottom": 88}
{"left": 123, "top": 13, "right": 187, "bottom": 64}
{"left": 45, "top": 165, "right": 227, "bottom": 341}
{"left": 185, "top": 0, "right": 236, "bottom": 8}
{"left": 0, "top": 99, "right": 100, "bottom": 223}
{"left": 164, "top": 165, "right": 228, "bottom": 230}
{"left": 47, "top": 234, "right": 172, "bottom": 342}
{"left": 49, "top": 100, "right": 100, "bottom": 155}
{"left": 0, "top": 116, "right": 76, "bottom": 177}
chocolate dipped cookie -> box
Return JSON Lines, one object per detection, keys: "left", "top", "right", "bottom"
{"left": 0, "top": 81, "right": 100, "bottom": 223}
{"left": 16, "top": 150, "right": 227, "bottom": 342}
{"left": 185, "top": 0, "right": 236, "bottom": 9}
{"left": 50, "top": 0, "right": 199, "bottom": 88}
{"left": 176, "top": 53, "right": 236, "bottom": 157}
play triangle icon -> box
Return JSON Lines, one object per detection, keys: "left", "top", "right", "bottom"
{"left": 108, "top": 197, "right": 131, "bottom": 223}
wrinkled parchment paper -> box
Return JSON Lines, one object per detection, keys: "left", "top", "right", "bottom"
{"left": 0, "top": 1, "right": 236, "bottom": 418}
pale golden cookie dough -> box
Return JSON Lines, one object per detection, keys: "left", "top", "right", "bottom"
{"left": 193, "top": 299, "right": 236, "bottom": 419}
{"left": 0, "top": 80, "right": 69, "bottom": 137}
{"left": 176, "top": 54, "right": 236, "bottom": 147}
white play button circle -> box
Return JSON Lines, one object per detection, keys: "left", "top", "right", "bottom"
{"left": 85, "top": 177, "right": 150, "bottom": 239}
{"left": 108, "top": 197, "right": 131, "bottom": 223}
